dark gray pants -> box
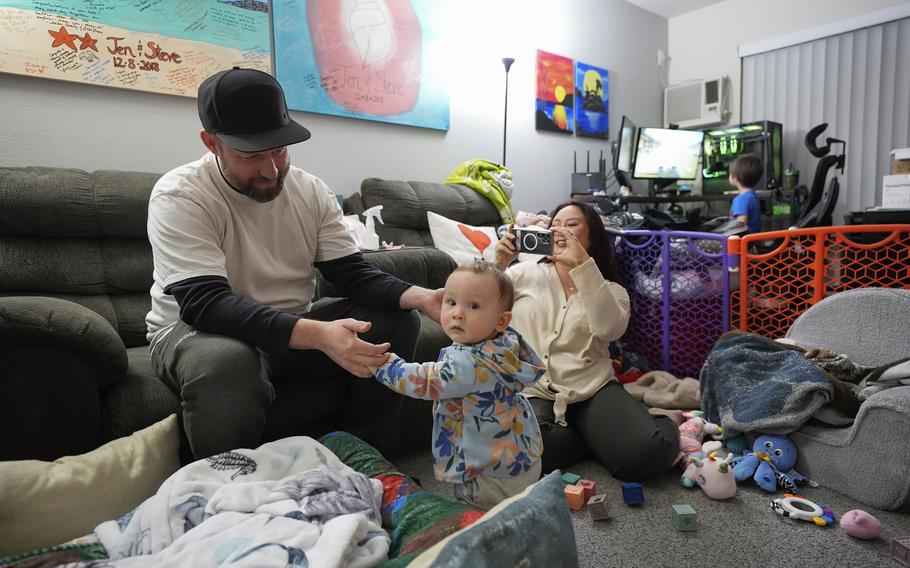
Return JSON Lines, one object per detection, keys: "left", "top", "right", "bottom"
{"left": 530, "top": 381, "right": 680, "bottom": 481}
{"left": 151, "top": 298, "right": 420, "bottom": 460}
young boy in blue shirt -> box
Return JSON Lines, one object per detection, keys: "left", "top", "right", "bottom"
{"left": 729, "top": 154, "right": 764, "bottom": 234}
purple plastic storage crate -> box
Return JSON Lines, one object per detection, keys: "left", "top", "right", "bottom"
{"left": 613, "top": 230, "right": 731, "bottom": 378}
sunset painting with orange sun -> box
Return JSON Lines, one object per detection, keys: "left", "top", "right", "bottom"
{"left": 535, "top": 49, "right": 574, "bottom": 134}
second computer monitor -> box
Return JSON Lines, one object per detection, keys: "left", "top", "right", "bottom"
{"left": 632, "top": 127, "right": 705, "bottom": 181}
{"left": 616, "top": 115, "right": 638, "bottom": 173}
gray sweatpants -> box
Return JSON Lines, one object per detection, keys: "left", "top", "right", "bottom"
{"left": 150, "top": 297, "right": 420, "bottom": 460}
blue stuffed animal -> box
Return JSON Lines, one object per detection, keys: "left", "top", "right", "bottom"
{"left": 730, "top": 434, "right": 809, "bottom": 492}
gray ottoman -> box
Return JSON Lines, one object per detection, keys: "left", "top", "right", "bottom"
{"left": 786, "top": 288, "right": 910, "bottom": 510}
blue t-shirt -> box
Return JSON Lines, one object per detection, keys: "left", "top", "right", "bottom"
{"left": 731, "top": 189, "right": 761, "bottom": 234}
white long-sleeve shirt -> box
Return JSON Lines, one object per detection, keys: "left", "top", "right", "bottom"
{"left": 507, "top": 258, "right": 631, "bottom": 424}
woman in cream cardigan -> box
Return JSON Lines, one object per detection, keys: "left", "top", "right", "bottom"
{"left": 495, "top": 200, "right": 680, "bottom": 480}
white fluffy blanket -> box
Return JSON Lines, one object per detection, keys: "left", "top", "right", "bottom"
{"left": 65, "top": 437, "right": 389, "bottom": 567}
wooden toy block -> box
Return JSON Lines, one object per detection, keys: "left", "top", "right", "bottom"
{"left": 564, "top": 484, "right": 586, "bottom": 510}
{"left": 587, "top": 493, "right": 610, "bottom": 521}
{"left": 672, "top": 504, "right": 697, "bottom": 531}
{"left": 561, "top": 472, "right": 582, "bottom": 486}
{"left": 577, "top": 479, "right": 596, "bottom": 502}
{"left": 893, "top": 536, "right": 910, "bottom": 567}
{"left": 621, "top": 482, "right": 644, "bottom": 506}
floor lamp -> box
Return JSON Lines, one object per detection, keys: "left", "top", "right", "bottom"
{"left": 501, "top": 57, "right": 515, "bottom": 168}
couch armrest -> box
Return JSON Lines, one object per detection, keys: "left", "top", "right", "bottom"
{"left": 316, "top": 247, "right": 457, "bottom": 299}
{"left": 363, "top": 247, "right": 456, "bottom": 289}
{"left": 0, "top": 296, "right": 128, "bottom": 388}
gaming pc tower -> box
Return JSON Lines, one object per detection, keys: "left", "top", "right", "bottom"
{"left": 702, "top": 120, "right": 782, "bottom": 194}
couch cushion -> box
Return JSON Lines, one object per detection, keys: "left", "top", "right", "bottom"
{"left": 792, "top": 386, "right": 910, "bottom": 510}
{"left": 360, "top": 178, "right": 501, "bottom": 247}
{"left": 0, "top": 414, "right": 181, "bottom": 556}
{"left": 0, "top": 167, "right": 158, "bottom": 347}
{"left": 786, "top": 288, "right": 910, "bottom": 366}
{"left": 0, "top": 167, "right": 158, "bottom": 238}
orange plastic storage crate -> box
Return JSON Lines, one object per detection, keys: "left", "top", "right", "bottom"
{"left": 728, "top": 225, "right": 910, "bottom": 337}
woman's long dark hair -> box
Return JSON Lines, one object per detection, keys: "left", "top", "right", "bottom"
{"left": 548, "top": 200, "right": 620, "bottom": 283}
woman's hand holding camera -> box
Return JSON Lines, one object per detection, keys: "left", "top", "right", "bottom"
{"left": 548, "top": 226, "right": 589, "bottom": 268}
{"left": 494, "top": 225, "right": 519, "bottom": 269}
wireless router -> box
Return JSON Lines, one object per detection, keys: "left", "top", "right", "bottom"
{"left": 571, "top": 150, "right": 606, "bottom": 194}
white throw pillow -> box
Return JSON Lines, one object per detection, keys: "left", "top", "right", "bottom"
{"left": 0, "top": 414, "right": 181, "bottom": 556}
{"left": 427, "top": 211, "right": 499, "bottom": 266}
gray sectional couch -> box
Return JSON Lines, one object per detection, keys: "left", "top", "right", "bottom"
{"left": 0, "top": 168, "right": 489, "bottom": 462}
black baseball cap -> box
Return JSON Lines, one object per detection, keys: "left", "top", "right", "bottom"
{"left": 198, "top": 67, "right": 311, "bottom": 152}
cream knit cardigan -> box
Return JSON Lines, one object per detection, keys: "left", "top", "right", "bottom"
{"left": 508, "top": 258, "right": 630, "bottom": 425}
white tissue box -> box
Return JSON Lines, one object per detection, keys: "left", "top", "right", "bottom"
{"left": 881, "top": 174, "right": 910, "bottom": 209}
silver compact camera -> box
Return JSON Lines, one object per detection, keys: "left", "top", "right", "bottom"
{"left": 514, "top": 228, "right": 553, "bottom": 255}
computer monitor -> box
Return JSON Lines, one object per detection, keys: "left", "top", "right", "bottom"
{"left": 612, "top": 115, "right": 638, "bottom": 188}
{"left": 632, "top": 127, "right": 705, "bottom": 184}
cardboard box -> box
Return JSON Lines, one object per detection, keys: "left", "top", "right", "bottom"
{"left": 893, "top": 148, "right": 910, "bottom": 175}
{"left": 882, "top": 174, "right": 910, "bottom": 209}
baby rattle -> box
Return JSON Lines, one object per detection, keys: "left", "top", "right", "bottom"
{"left": 770, "top": 493, "right": 836, "bottom": 526}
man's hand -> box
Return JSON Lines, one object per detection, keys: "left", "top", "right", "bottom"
{"left": 289, "top": 318, "right": 390, "bottom": 378}
{"left": 399, "top": 285, "right": 444, "bottom": 324}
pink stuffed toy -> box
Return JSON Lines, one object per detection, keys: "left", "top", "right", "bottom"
{"left": 841, "top": 510, "right": 882, "bottom": 539}
{"left": 676, "top": 411, "right": 737, "bottom": 500}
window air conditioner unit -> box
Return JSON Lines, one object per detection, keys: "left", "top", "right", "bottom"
{"left": 663, "top": 77, "right": 727, "bottom": 129}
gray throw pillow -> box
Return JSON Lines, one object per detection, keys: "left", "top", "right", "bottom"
{"left": 408, "top": 471, "right": 579, "bottom": 567}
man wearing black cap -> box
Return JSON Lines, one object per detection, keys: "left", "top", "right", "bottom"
{"left": 145, "top": 67, "right": 440, "bottom": 460}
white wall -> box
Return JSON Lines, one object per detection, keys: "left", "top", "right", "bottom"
{"left": 0, "top": 0, "right": 666, "bottom": 214}
{"left": 668, "top": 0, "right": 910, "bottom": 124}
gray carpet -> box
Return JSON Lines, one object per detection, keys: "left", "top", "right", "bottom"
{"left": 394, "top": 451, "right": 910, "bottom": 567}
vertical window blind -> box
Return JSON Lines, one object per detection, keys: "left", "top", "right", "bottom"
{"left": 741, "top": 16, "right": 910, "bottom": 220}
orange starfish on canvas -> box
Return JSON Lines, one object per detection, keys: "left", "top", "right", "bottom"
{"left": 48, "top": 26, "right": 78, "bottom": 51}
{"left": 79, "top": 33, "right": 98, "bottom": 52}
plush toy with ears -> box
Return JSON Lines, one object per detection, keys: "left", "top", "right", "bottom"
{"left": 730, "top": 434, "right": 810, "bottom": 492}
{"left": 676, "top": 411, "right": 736, "bottom": 500}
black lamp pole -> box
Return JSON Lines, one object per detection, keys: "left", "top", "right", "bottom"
{"left": 502, "top": 57, "right": 514, "bottom": 168}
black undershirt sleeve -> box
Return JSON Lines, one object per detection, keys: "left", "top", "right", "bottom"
{"left": 167, "top": 276, "right": 299, "bottom": 351}
{"left": 314, "top": 252, "right": 412, "bottom": 310}
{"left": 166, "top": 254, "right": 411, "bottom": 351}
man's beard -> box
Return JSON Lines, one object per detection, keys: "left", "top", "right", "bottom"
{"left": 216, "top": 156, "right": 288, "bottom": 203}
{"left": 239, "top": 170, "right": 287, "bottom": 203}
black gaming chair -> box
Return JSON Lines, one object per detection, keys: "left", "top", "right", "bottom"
{"left": 792, "top": 123, "right": 845, "bottom": 228}
{"left": 793, "top": 176, "right": 839, "bottom": 229}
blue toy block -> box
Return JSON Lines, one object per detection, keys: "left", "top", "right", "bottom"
{"left": 621, "top": 482, "right": 644, "bottom": 506}
{"left": 672, "top": 504, "right": 697, "bottom": 531}
{"left": 561, "top": 472, "right": 582, "bottom": 486}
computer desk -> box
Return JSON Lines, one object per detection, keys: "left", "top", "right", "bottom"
{"left": 620, "top": 189, "right": 776, "bottom": 205}
{"left": 573, "top": 189, "right": 787, "bottom": 228}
